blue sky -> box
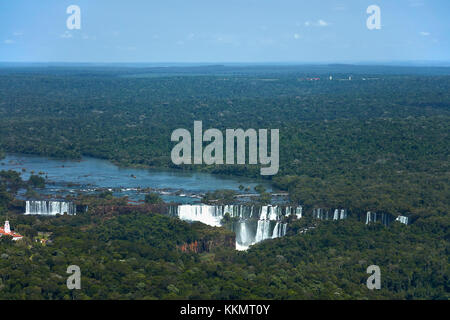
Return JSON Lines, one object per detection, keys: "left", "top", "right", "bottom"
{"left": 0, "top": 0, "right": 448, "bottom": 63}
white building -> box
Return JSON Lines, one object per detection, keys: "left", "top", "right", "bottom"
{"left": 0, "top": 221, "right": 23, "bottom": 241}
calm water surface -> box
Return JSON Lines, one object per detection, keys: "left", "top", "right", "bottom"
{"left": 1, "top": 154, "right": 272, "bottom": 203}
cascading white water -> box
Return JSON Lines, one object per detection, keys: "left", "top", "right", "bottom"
{"left": 177, "top": 204, "right": 223, "bottom": 227}
{"left": 174, "top": 204, "right": 301, "bottom": 250}
{"left": 365, "top": 211, "right": 392, "bottom": 226}
{"left": 395, "top": 216, "right": 409, "bottom": 225}
{"left": 174, "top": 204, "right": 405, "bottom": 250}
{"left": 314, "top": 208, "right": 347, "bottom": 221}
{"left": 366, "top": 211, "right": 371, "bottom": 224}
{"left": 272, "top": 222, "right": 280, "bottom": 239}
{"left": 239, "top": 222, "right": 250, "bottom": 244}
{"left": 235, "top": 221, "right": 256, "bottom": 251}
{"left": 313, "top": 208, "right": 327, "bottom": 220}
{"left": 271, "top": 222, "right": 287, "bottom": 239}
{"left": 267, "top": 206, "right": 280, "bottom": 220}
{"left": 260, "top": 206, "right": 268, "bottom": 220}
{"left": 333, "top": 209, "right": 339, "bottom": 220}
{"left": 255, "top": 206, "right": 288, "bottom": 242}
{"left": 25, "top": 201, "right": 76, "bottom": 215}
{"left": 255, "top": 220, "right": 272, "bottom": 243}
{"left": 295, "top": 206, "right": 302, "bottom": 219}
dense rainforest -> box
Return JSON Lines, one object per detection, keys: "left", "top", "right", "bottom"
{"left": 0, "top": 195, "right": 447, "bottom": 300}
{"left": 0, "top": 65, "right": 448, "bottom": 299}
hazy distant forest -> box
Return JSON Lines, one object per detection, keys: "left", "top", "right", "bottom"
{"left": 0, "top": 65, "right": 448, "bottom": 299}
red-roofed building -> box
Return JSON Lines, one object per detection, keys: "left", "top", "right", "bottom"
{"left": 0, "top": 221, "right": 23, "bottom": 241}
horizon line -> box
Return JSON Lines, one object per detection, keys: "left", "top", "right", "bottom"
{"left": 1, "top": 60, "right": 450, "bottom": 67}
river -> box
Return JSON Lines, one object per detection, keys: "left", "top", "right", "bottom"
{"left": 1, "top": 154, "right": 272, "bottom": 203}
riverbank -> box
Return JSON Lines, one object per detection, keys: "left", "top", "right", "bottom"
{"left": 0, "top": 153, "right": 275, "bottom": 204}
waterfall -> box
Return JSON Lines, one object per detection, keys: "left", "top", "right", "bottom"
{"left": 395, "top": 216, "right": 409, "bottom": 225}
{"left": 239, "top": 222, "right": 250, "bottom": 244}
{"left": 272, "top": 222, "right": 288, "bottom": 239}
{"left": 295, "top": 206, "right": 303, "bottom": 219}
{"left": 267, "top": 206, "right": 281, "bottom": 220}
{"left": 177, "top": 204, "right": 223, "bottom": 227}
{"left": 172, "top": 204, "right": 407, "bottom": 250}
{"left": 314, "top": 208, "right": 328, "bottom": 220}
{"left": 260, "top": 206, "right": 268, "bottom": 220}
{"left": 333, "top": 209, "right": 339, "bottom": 220}
{"left": 366, "top": 211, "right": 393, "bottom": 226}
{"left": 236, "top": 221, "right": 255, "bottom": 250}
{"left": 313, "top": 208, "right": 330, "bottom": 220}
{"left": 314, "top": 208, "right": 348, "bottom": 221}
{"left": 272, "top": 222, "right": 280, "bottom": 239}
{"left": 255, "top": 220, "right": 272, "bottom": 243}
{"left": 172, "top": 204, "right": 302, "bottom": 250}
{"left": 381, "top": 213, "right": 389, "bottom": 226}
{"left": 366, "top": 211, "right": 371, "bottom": 224}
{"left": 25, "top": 201, "right": 76, "bottom": 215}
{"left": 333, "top": 209, "right": 347, "bottom": 220}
